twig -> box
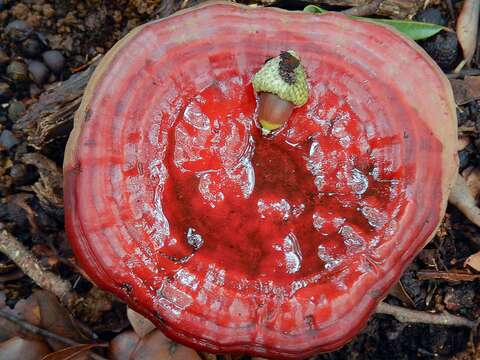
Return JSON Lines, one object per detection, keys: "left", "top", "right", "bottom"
{"left": 447, "top": 68, "right": 480, "bottom": 79}
{"left": 376, "top": 302, "right": 478, "bottom": 328}
{"left": 444, "top": 0, "right": 455, "bottom": 26}
{"left": 417, "top": 270, "right": 480, "bottom": 282}
{"left": 71, "top": 54, "right": 102, "bottom": 74}
{"left": 342, "top": 0, "right": 383, "bottom": 16}
{"left": 0, "top": 309, "right": 77, "bottom": 346}
{"left": 0, "top": 224, "right": 115, "bottom": 335}
{"left": 0, "top": 224, "right": 72, "bottom": 301}
{"left": 0, "top": 309, "right": 108, "bottom": 360}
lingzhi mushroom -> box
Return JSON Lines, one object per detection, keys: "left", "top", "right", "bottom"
{"left": 64, "top": 2, "right": 457, "bottom": 359}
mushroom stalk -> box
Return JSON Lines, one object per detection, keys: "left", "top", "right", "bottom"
{"left": 252, "top": 50, "right": 309, "bottom": 134}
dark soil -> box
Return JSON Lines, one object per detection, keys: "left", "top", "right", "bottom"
{"left": 0, "top": 1, "right": 479, "bottom": 360}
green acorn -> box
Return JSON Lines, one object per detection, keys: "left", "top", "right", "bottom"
{"left": 252, "top": 50, "right": 309, "bottom": 133}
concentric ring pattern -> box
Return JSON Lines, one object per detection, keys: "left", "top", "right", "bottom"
{"left": 64, "top": 3, "right": 457, "bottom": 359}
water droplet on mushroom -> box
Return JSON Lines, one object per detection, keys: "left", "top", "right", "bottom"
{"left": 317, "top": 245, "right": 342, "bottom": 270}
{"left": 257, "top": 198, "right": 292, "bottom": 221}
{"left": 186, "top": 227, "right": 204, "bottom": 250}
{"left": 360, "top": 205, "right": 387, "bottom": 229}
{"left": 312, "top": 212, "right": 326, "bottom": 231}
{"left": 282, "top": 232, "right": 302, "bottom": 274}
{"left": 198, "top": 172, "right": 224, "bottom": 207}
{"left": 184, "top": 100, "right": 211, "bottom": 130}
{"left": 348, "top": 168, "right": 369, "bottom": 195}
{"left": 339, "top": 225, "right": 365, "bottom": 248}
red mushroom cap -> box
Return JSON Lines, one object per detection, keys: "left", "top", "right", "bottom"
{"left": 64, "top": 2, "right": 457, "bottom": 359}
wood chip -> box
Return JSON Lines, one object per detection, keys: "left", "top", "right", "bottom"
{"left": 12, "top": 65, "right": 96, "bottom": 150}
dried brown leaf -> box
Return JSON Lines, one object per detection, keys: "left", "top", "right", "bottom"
{"left": 455, "top": 0, "right": 480, "bottom": 71}
{"left": 137, "top": 330, "right": 202, "bottom": 360}
{"left": 462, "top": 167, "right": 480, "bottom": 199}
{"left": 388, "top": 281, "right": 415, "bottom": 307}
{"left": 200, "top": 352, "right": 217, "bottom": 360}
{"left": 457, "top": 135, "right": 471, "bottom": 151}
{"left": 448, "top": 173, "right": 480, "bottom": 227}
{"left": 0, "top": 291, "right": 43, "bottom": 342}
{"left": 449, "top": 76, "right": 480, "bottom": 105}
{"left": 41, "top": 343, "right": 105, "bottom": 360}
{"left": 35, "top": 291, "right": 82, "bottom": 340}
{"left": 109, "top": 330, "right": 201, "bottom": 360}
{"left": 4, "top": 290, "right": 86, "bottom": 350}
{"left": 108, "top": 331, "right": 139, "bottom": 360}
{"left": 465, "top": 251, "right": 480, "bottom": 271}
{"left": 0, "top": 337, "right": 51, "bottom": 360}
{"left": 72, "top": 287, "right": 113, "bottom": 325}
{"left": 127, "top": 307, "right": 156, "bottom": 337}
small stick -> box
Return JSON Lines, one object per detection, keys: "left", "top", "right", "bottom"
{"left": 444, "top": 0, "right": 456, "bottom": 26}
{"left": 0, "top": 225, "right": 72, "bottom": 301}
{"left": 417, "top": 270, "right": 480, "bottom": 282}
{"left": 376, "top": 302, "right": 477, "bottom": 328}
{"left": 447, "top": 68, "right": 480, "bottom": 79}
{"left": 0, "top": 309, "right": 108, "bottom": 360}
{"left": 0, "top": 224, "right": 111, "bottom": 335}
{"left": 342, "top": 0, "right": 383, "bottom": 16}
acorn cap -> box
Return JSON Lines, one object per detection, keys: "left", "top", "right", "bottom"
{"left": 252, "top": 50, "right": 309, "bottom": 106}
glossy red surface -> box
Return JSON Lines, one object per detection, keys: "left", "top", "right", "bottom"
{"left": 64, "top": 3, "right": 457, "bottom": 359}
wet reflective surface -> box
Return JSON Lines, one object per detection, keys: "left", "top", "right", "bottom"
{"left": 160, "top": 79, "right": 409, "bottom": 285}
